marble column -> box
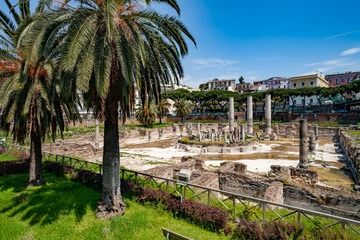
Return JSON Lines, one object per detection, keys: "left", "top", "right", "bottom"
{"left": 309, "top": 135, "right": 316, "bottom": 154}
{"left": 229, "top": 97, "right": 235, "bottom": 133}
{"left": 265, "top": 94, "right": 272, "bottom": 136}
{"left": 299, "top": 119, "right": 309, "bottom": 168}
{"left": 247, "top": 95, "right": 253, "bottom": 135}
{"left": 241, "top": 124, "right": 246, "bottom": 142}
{"left": 314, "top": 125, "right": 319, "bottom": 141}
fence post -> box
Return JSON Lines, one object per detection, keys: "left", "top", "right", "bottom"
{"left": 207, "top": 190, "right": 211, "bottom": 205}
{"left": 183, "top": 185, "right": 187, "bottom": 201}
{"left": 297, "top": 211, "right": 302, "bottom": 228}
{"left": 262, "top": 203, "right": 266, "bottom": 223}
{"left": 232, "top": 197, "right": 236, "bottom": 218}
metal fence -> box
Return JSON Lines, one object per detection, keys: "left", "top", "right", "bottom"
{"left": 6, "top": 143, "right": 360, "bottom": 235}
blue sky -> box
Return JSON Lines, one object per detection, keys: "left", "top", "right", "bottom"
{"left": 159, "top": 0, "right": 360, "bottom": 87}
{"left": 3, "top": 0, "right": 360, "bottom": 88}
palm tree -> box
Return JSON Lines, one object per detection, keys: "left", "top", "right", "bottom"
{"left": 27, "top": 0, "right": 195, "bottom": 217}
{"left": 0, "top": 0, "right": 78, "bottom": 186}
{"left": 157, "top": 99, "right": 171, "bottom": 124}
{"left": 135, "top": 104, "right": 157, "bottom": 126}
{"left": 174, "top": 99, "right": 192, "bottom": 123}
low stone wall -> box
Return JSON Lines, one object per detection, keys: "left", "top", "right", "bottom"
{"left": 270, "top": 166, "right": 319, "bottom": 185}
{"left": 0, "top": 160, "right": 28, "bottom": 176}
{"left": 271, "top": 112, "right": 360, "bottom": 124}
{"left": 339, "top": 131, "right": 360, "bottom": 184}
{"left": 219, "top": 169, "right": 360, "bottom": 219}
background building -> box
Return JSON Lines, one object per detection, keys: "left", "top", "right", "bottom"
{"left": 203, "top": 79, "right": 236, "bottom": 91}
{"left": 289, "top": 73, "right": 329, "bottom": 106}
{"left": 253, "top": 77, "right": 289, "bottom": 90}
{"left": 235, "top": 83, "right": 254, "bottom": 93}
{"left": 325, "top": 72, "right": 360, "bottom": 87}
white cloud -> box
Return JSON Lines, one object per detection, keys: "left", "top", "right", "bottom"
{"left": 303, "top": 59, "right": 343, "bottom": 67}
{"left": 341, "top": 47, "right": 360, "bottom": 56}
{"left": 325, "top": 30, "right": 359, "bottom": 40}
{"left": 302, "top": 58, "right": 357, "bottom": 75}
{"left": 192, "top": 58, "right": 239, "bottom": 69}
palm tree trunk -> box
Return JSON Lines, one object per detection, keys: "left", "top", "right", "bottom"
{"left": 28, "top": 106, "right": 43, "bottom": 186}
{"left": 29, "top": 132, "right": 43, "bottom": 185}
{"left": 96, "top": 60, "right": 125, "bottom": 219}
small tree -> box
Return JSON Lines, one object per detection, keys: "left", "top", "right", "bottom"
{"left": 174, "top": 99, "right": 192, "bottom": 123}
{"left": 135, "top": 104, "right": 157, "bottom": 127}
{"left": 239, "top": 76, "right": 245, "bottom": 84}
{"left": 157, "top": 99, "right": 171, "bottom": 124}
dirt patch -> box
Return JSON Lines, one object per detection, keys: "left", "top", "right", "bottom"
{"left": 271, "top": 143, "right": 299, "bottom": 152}
{"left": 198, "top": 152, "right": 298, "bottom": 161}
{"left": 317, "top": 137, "right": 334, "bottom": 145}
{"left": 309, "top": 166, "right": 354, "bottom": 190}
{"left": 124, "top": 138, "right": 178, "bottom": 149}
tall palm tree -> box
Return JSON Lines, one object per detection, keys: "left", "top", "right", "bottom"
{"left": 0, "top": 0, "right": 79, "bottom": 186}
{"left": 174, "top": 99, "right": 192, "bottom": 123}
{"left": 157, "top": 99, "right": 171, "bottom": 124}
{"left": 27, "top": 0, "right": 195, "bottom": 217}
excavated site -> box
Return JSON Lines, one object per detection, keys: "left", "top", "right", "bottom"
{"left": 42, "top": 122, "right": 360, "bottom": 219}
{"left": 43, "top": 97, "right": 360, "bottom": 219}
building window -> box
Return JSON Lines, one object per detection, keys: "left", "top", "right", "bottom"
{"left": 302, "top": 99, "right": 305, "bottom": 104}
{"left": 293, "top": 83, "right": 297, "bottom": 87}
{"left": 310, "top": 99, "right": 313, "bottom": 104}
{"left": 336, "top": 79, "right": 339, "bottom": 84}
{"left": 302, "top": 82, "right": 305, "bottom": 87}
{"left": 293, "top": 100, "right": 296, "bottom": 105}
{"left": 310, "top": 81, "right": 314, "bottom": 86}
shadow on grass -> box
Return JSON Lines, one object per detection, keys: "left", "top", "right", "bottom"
{"left": 0, "top": 173, "right": 98, "bottom": 226}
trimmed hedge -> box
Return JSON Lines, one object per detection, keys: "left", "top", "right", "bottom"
{"left": 0, "top": 160, "right": 28, "bottom": 176}
{"left": 230, "top": 219, "right": 298, "bottom": 240}
{"left": 135, "top": 186, "right": 229, "bottom": 231}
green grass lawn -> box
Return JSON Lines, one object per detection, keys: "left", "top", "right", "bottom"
{"left": 0, "top": 151, "right": 18, "bottom": 162}
{"left": 0, "top": 173, "right": 228, "bottom": 240}
{"left": 346, "top": 130, "right": 360, "bottom": 144}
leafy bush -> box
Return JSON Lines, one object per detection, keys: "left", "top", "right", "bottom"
{"left": 0, "top": 146, "right": 6, "bottom": 154}
{"left": 231, "top": 219, "right": 297, "bottom": 240}
{"left": 126, "top": 184, "right": 229, "bottom": 231}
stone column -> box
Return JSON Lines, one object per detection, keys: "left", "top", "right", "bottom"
{"left": 314, "top": 125, "right": 319, "bottom": 141}
{"left": 275, "top": 124, "right": 280, "bottom": 135}
{"left": 265, "top": 94, "right": 272, "bottom": 136}
{"left": 241, "top": 124, "right": 246, "bottom": 142}
{"left": 299, "top": 119, "right": 309, "bottom": 168}
{"left": 229, "top": 97, "right": 235, "bottom": 133}
{"left": 95, "top": 119, "right": 100, "bottom": 148}
{"left": 247, "top": 95, "right": 253, "bottom": 135}
{"left": 197, "top": 123, "right": 201, "bottom": 134}
{"left": 309, "top": 135, "right": 316, "bottom": 154}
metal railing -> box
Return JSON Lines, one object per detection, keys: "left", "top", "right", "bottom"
{"left": 6, "top": 143, "right": 360, "bottom": 235}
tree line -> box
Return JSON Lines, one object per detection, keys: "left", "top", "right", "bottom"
{"left": 163, "top": 80, "right": 360, "bottom": 113}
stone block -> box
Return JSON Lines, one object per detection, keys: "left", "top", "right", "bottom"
{"left": 264, "top": 181, "right": 284, "bottom": 209}
{"left": 175, "top": 169, "right": 192, "bottom": 182}
{"left": 290, "top": 168, "right": 319, "bottom": 184}
{"left": 234, "top": 163, "right": 247, "bottom": 174}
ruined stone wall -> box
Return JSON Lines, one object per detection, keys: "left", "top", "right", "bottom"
{"left": 270, "top": 112, "right": 360, "bottom": 124}
{"left": 275, "top": 124, "right": 339, "bottom": 137}
{"left": 219, "top": 169, "right": 360, "bottom": 219}
{"left": 339, "top": 131, "right": 360, "bottom": 184}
